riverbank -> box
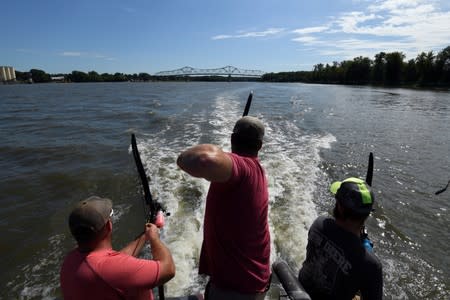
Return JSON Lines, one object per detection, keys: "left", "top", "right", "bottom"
{"left": 4, "top": 79, "right": 449, "bottom": 93}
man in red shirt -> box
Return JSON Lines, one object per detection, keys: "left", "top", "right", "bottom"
{"left": 60, "top": 196, "right": 175, "bottom": 300}
{"left": 177, "top": 116, "right": 271, "bottom": 300}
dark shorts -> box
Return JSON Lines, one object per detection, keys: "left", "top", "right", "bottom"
{"left": 205, "top": 281, "right": 267, "bottom": 300}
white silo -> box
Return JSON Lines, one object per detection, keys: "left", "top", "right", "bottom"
{"left": 0, "top": 67, "right": 7, "bottom": 81}
{"left": 0, "top": 66, "right": 16, "bottom": 81}
{"left": 8, "top": 67, "right": 16, "bottom": 80}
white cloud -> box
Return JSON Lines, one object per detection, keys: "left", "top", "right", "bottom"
{"left": 292, "top": 26, "right": 329, "bottom": 35}
{"left": 59, "top": 51, "right": 117, "bottom": 61}
{"left": 368, "top": 0, "right": 422, "bottom": 12}
{"left": 212, "top": 34, "right": 233, "bottom": 40}
{"left": 212, "top": 28, "right": 285, "bottom": 40}
{"left": 291, "top": 36, "right": 322, "bottom": 45}
{"left": 60, "top": 52, "right": 82, "bottom": 57}
{"left": 290, "top": 0, "right": 450, "bottom": 59}
{"left": 318, "top": 38, "right": 429, "bottom": 62}
{"left": 335, "top": 11, "right": 379, "bottom": 33}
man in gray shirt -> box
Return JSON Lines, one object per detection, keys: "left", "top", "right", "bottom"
{"left": 298, "top": 177, "right": 383, "bottom": 300}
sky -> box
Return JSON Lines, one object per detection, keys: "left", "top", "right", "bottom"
{"left": 2, "top": 0, "right": 450, "bottom": 74}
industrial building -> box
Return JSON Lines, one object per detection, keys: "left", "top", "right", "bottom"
{"left": 0, "top": 66, "right": 16, "bottom": 82}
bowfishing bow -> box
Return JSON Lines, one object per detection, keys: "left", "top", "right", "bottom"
{"left": 131, "top": 133, "right": 167, "bottom": 228}
{"left": 365, "top": 152, "right": 373, "bottom": 187}
{"left": 131, "top": 133, "right": 168, "bottom": 300}
{"left": 435, "top": 180, "right": 449, "bottom": 195}
{"left": 243, "top": 91, "right": 253, "bottom": 117}
{"left": 361, "top": 152, "right": 374, "bottom": 251}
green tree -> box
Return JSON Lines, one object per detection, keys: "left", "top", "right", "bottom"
{"left": 345, "top": 56, "right": 371, "bottom": 84}
{"left": 371, "top": 52, "right": 386, "bottom": 84}
{"left": 416, "top": 51, "right": 435, "bottom": 85}
{"left": 30, "top": 69, "right": 51, "bottom": 83}
{"left": 15, "top": 70, "right": 32, "bottom": 82}
{"left": 88, "top": 71, "right": 103, "bottom": 82}
{"left": 312, "top": 63, "right": 325, "bottom": 81}
{"left": 113, "top": 72, "right": 127, "bottom": 82}
{"left": 326, "top": 61, "right": 341, "bottom": 83}
{"left": 100, "top": 73, "right": 113, "bottom": 81}
{"left": 68, "top": 71, "right": 89, "bottom": 82}
{"left": 138, "top": 72, "right": 152, "bottom": 81}
{"left": 384, "top": 52, "right": 405, "bottom": 85}
{"left": 404, "top": 59, "right": 418, "bottom": 84}
{"left": 435, "top": 46, "right": 450, "bottom": 85}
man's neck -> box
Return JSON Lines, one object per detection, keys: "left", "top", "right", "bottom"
{"left": 232, "top": 150, "right": 258, "bottom": 157}
{"left": 78, "top": 238, "right": 112, "bottom": 253}
{"left": 335, "top": 218, "right": 363, "bottom": 237}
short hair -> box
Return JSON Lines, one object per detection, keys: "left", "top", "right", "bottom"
{"left": 231, "top": 133, "right": 262, "bottom": 153}
{"left": 333, "top": 203, "right": 369, "bottom": 222}
{"left": 231, "top": 116, "right": 264, "bottom": 154}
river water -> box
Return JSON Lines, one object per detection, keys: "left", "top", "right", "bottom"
{"left": 0, "top": 82, "right": 448, "bottom": 299}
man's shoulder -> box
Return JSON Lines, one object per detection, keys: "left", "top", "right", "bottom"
{"left": 228, "top": 152, "right": 264, "bottom": 174}
{"left": 229, "top": 152, "right": 260, "bottom": 161}
{"left": 229, "top": 152, "right": 250, "bottom": 163}
{"left": 311, "top": 215, "right": 334, "bottom": 229}
{"left": 62, "top": 248, "right": 84, "bottom": 265}
{"left": 364, "top": 250, "right": 383, "bottom": 271}
{"left": 84, "top": 249, "right": 131, "bottom": 266}
{"left": 88, "top": 249, "right": 160, "bottom": 274}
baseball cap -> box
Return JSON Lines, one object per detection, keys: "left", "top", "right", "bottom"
{"left": 233, "top": 116, "right": 265, "bottom": 141}
{"left": 69, "top": 196, "right": 113, "bottom": 242}
{"left": 330, "top": 177, "right": 374, "bottom": 215}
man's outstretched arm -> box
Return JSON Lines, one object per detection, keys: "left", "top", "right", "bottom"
{"left": 177, "top": 144, "right": 233, "bottom": 182}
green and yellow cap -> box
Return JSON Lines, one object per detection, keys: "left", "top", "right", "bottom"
{"left": 330, "top": 177, "right": 374, "bottom": 215}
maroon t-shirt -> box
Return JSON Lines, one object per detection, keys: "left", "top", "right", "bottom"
{"left": 199, "top": 152, "right": 270, "bottom": 293}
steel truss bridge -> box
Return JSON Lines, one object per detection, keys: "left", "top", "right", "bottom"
{"left": 154, "top": 66, "right": 264, "bottom": 77}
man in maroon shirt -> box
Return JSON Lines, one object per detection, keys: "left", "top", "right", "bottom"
{"left": 177, "top": 116, "right": 271, "bottom": 300}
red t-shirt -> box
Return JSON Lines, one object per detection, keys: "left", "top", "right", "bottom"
{"left": 60, "top": 248, "right": 160, "bottom": 300}
{"left": 199, "top": 153, "right": 270, "bottom": 293}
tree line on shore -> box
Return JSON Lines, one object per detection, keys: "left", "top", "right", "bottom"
{"left": 14, "top": 70, "right": 154, "bottom": 83}
{"left": 14, "top": 45, "right": 449, "bottom": 87}
{"left": 14, "top": 69, "right": 257, "bottom": 83}
{"left": 263, "top": 45, "right": 450, "bottom": 87}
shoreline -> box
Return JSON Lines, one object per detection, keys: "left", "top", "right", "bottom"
{"left": 3, "top": 79, "right": 449, "bottom": 92}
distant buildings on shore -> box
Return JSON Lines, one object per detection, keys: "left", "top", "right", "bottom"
{"left": 0, "top": 66, "right": 16, "bottom": 82}
{"left": 50, "top": 76, "right": 65, "bottom": 82}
